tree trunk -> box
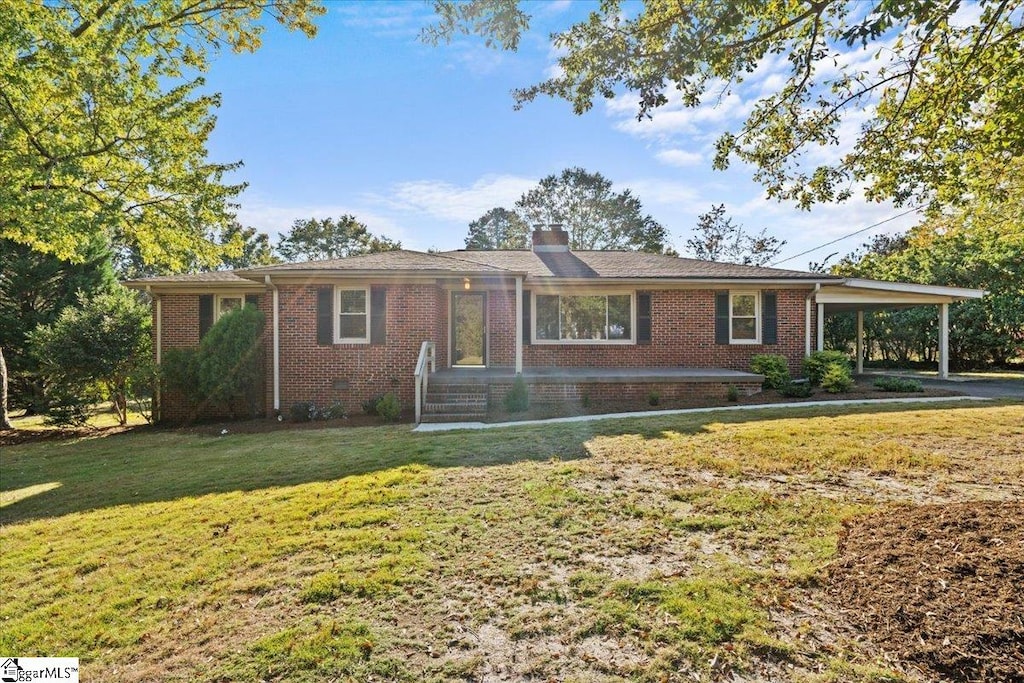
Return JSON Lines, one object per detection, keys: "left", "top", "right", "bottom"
{"left": 1, "top": 347, "right": 13, "bottom": 430}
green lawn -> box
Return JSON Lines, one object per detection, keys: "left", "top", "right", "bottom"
{"left": 2, "top": 402, "right": 1022, "bottom": 681}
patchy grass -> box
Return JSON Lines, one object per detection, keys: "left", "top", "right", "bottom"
{"left": 7, "top": 401, "right": 150, "bottom": 432}
{"left": 1, "top": 401, "right": 1022, "bottom": 681}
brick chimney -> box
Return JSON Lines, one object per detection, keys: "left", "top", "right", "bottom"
{"left": 531, "top": 223, "right": 570, "bottom": 252}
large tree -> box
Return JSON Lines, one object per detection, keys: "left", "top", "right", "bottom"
{"left": 115, "top": 222, "right": 279, "bottom": 279}
{"left": 0, "top": 0, "right": 323, "bottom": 272}
{"left": 426, "top": 1, "right": 1024, "bottom": 211}
{"left": 686, "top": 204, "right": 785, "bottom": 266}
{"left": 31, "top": 288, "right": 152, "bottom": 426}
{"left": 0, "top": 237, "right": 118, "bottom": 414}
{"left": 465, "top": 207, "right": 530, "bottom": 249}
{"left": 466, "top": 168, "right": 669, "bottom": 252}
{"left": 276, "top": 216, "right": 402, "bottom": 262}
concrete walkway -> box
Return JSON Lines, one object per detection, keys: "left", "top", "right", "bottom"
{"left": 412, "top": 395, "right": 992, "bottom": 433}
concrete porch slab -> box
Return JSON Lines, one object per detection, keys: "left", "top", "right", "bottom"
{"left": 431, "top": 366, "right": 764, "bottom": 385}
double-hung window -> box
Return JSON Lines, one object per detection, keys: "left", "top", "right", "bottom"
{"left": 216, "top": 295, "right": 243, "bottom": 320}
{"left": 336, "top": 288, "right": 369, "bottom": 343}
{"left": 729, "top": 291, "right": 760, "bottom": 343}
{"left": 534, "top": 293, "right": 633, "bottom": 343}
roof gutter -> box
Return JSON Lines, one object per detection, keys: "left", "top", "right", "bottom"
{"left": 806, "top": 283, "right": 820, "bottom": 357}
{"left": 146, "top": 285, "right": 162, "bottom": 422}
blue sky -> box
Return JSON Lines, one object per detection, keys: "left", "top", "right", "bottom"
{"left": 202, "top": 1, "right": 926, "bottom": 268}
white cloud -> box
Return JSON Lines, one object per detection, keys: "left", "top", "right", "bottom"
{"left": 331, "top": 2, "right": 432, "bottom": 38}
{"left": 655, "top": 148, "right": 703, "bottom": 167}
{"left": 610, "top": 86, "right": 752, "bottom": 140}
{"left": 380, "top": 174, "right": 537, "bottom": 222}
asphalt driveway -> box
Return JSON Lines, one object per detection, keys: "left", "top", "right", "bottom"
{"left": 863, "top": 371, "right": 1024, "bottom": 399}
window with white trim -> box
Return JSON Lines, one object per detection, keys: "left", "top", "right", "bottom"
{"left": 534, "top": 293, "right": 633, "bottom": 343}
{"left": 730, "top": 291, "right": 760, "bottom": 343}
{"left": 335, "top": 287, "right": 369, "bottom": 343}
{"left": 216, "top": 295, "right": 243, "bottom": 320}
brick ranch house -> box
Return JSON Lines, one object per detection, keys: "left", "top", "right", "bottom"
{"left": 127, "top": 227, "right": 984, "bottom": 423}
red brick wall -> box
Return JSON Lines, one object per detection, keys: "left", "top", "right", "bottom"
{"left": 155, "top": 284, "right": 813, "bottom": 422}
{"left": 156, "top": 292, "right": 269, "bottom": 423}
{"left": 276, "top": 283, "right": 443, "bottom": 415}
{"left": 518, "top": 289, "right": 809, "bottom": 376}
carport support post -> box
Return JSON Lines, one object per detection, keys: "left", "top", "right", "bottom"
{"left": 939, "top": 302, "right": 949, "bottom": 380}
{"left": 816, "top": 303, "right": 825, "bottom": 352}
{"left": 856, "top": 309, "right": 864, "bottom": 374}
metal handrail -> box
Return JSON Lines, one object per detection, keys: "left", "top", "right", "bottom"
{"left": 414, "top": 341, "right": 436, "bottom": 424}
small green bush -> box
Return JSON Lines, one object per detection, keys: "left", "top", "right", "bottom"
{"left": 873, "top": 376, "right": 924, "bottom": 392}
{"left": 821, "top": 362, "right": 855, "bottom": 393}
{"left": 726, "top": 385, "right": 739, "bottom": 402}
{"left": 362, "top": 395, "right": 384, "bottom": 415}
{"left": 42, "top": 386, "right": 93, "bottom": 427}
{"left": 504, "top": 375, "right": 529, "bottom": 413}
{"left": 290, "top": 402, "right": 313, "bottom": 422}
{"left": 647, "top": 390, "right": 661, "bottom": 406}
{"left": 779, "top": 381, "right": 814, "bottom": 398}
{"left": 803, "top": 350, "right": 852, "bottom": 386}
{"left": 375, "top": 392, "right": 401, "bottom": 421}
{"left": 750, "top": 354, "right": 791, "bottom": 391}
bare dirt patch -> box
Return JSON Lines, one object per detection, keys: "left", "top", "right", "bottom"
{"left": 827, "top": 502, "right": 1024, "bottom": 682}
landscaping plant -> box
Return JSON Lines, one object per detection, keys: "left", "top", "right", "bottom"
{"left": 821, "top": 362, "right": 855, "bottom": 394}
{"left": 873, "top": 377, "right": 924, "bottom": 393}
{"left": 803, "top": 350, "right": 852, "bottom": 386}
{"left": 750, "top": 354, "right": 791, "bottom": 391}
{"left": 504, "top": 375, "right": 529, "bottom": 412}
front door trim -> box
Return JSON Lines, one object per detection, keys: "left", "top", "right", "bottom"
{"left": 450, "top": 291, "right": 487, "bottom": 368}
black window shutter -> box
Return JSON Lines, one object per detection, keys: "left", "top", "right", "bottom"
{"left": 637, "top": 292, "right": 652, "bottom": 345}
{"left": 522, "top": 290, "right": 531, "bottom": 345}
{"left": 199, "top": 294, "right": 213, "bottom": 339}
{"left": 370, "top": 286, "right": 387, "bottom": 345}
{"left": 245, "top": 293, "right": 258, "bottom": 308}
{"left": 714, "top": 291, "right": 730, "bottom": 345}
{"left": 762, "top": 291, "right": 778, "bottom": 345}
{"left": 316, "top": 287, "right": 333, "bottom": 345}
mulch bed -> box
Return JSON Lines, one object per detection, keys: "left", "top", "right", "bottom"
{"left": 2, "top": 387, "right": 964, "bottom": 445}
{"left": 827, "top": 502, "right": 1024, "bottom": 682}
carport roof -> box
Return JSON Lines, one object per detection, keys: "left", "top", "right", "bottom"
{"left": 817, "top": 278, "right": 986, "bottom": 312}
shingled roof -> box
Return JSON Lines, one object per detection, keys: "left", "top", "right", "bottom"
{"left": 237, "top": 249, "right": 514, "bottom": 275}
{"left": 125, "top": 248, "right": 837, "bottom": 289}
{"left": 441, "top": 249, "right": 836, "bottom": 280}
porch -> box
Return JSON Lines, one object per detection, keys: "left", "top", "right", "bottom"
{"left": 418, "top": 365, "right": 764, "bottom": 423}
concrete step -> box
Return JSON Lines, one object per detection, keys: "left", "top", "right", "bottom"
{"left": 420, "top": 412, "right": 488, "bottom": 423}
{"left": 424, "top": 401, "right": 488, "bottom": 413}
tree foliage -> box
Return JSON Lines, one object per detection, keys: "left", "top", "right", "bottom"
{"left": 686, "top": 204, "right": 785, "bottom": 266}
{"left": 425, "top": 1, "right": 1024, "bottom": 210}
{"left": 196, "top": 305, "right": 265, "bottom": 416}
{"left": 29, "top": 287, "right": 152, "bottom": 425}
{"left": 115, "top": 222, "right": 280, "bottom": 279}
{"left": 276, "top": 216, "right": 402, "bottom": 262}
{"left": 0, "top": 0, "right": 324, "bottom": 271}
{"left": 0, "top": 237, "right": 117, "bottom": 413}
{"left": 466, "top": 168, "right": 670, "bottom": 253}
{"left": 465, "top": 207, "right": 530, "bottom": 250}
{"left": 829, "top": 184, "right": 1024, "bottom": 367}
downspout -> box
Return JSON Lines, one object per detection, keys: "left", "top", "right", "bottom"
{"left": 147, "top": 286, "right": 162, "bottom": 422}
{"left": 265, "top": 275, "right": 280, "bottom": 414}
{"left": 805, "top": 283, "right": 820, "bottom": 357}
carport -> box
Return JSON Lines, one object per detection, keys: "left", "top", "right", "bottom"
{"left": 814, "top": 279, "right": 987, "bottom": 379}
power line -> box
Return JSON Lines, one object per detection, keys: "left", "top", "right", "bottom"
{"left": 770, "top": 206, "right": 923, "bottom": 267}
